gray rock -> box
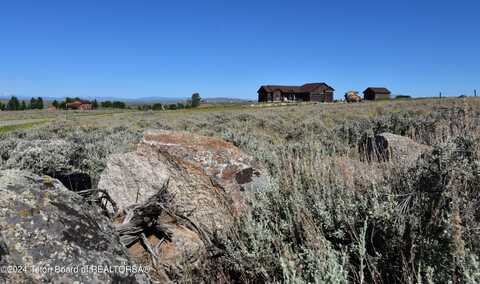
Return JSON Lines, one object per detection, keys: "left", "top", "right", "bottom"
{"left": 98, "top": 152, "right": 170, "bottom": 214}
{"left": 99, "top": 130, "right": 268, "bottom": 228}
{"left": 0, "top": 170, "right": 148, "bottom": 283}
{"left": 361, "top": 132, "right": 432, "bottom": 163}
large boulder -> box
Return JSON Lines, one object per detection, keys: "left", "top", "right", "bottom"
{"left": 99, "top": 130, "right": 267, "bottom": 228}
{"left": 361, "top": 132, "right": 432, "bottom": 163}
{"left": 0, "top": 170, "right": 147, "bottom": 283}
{"left": 98, "top": 130, "right": 268, "bottom": 280}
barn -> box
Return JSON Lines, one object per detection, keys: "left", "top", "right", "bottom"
{"left": 258, "top": 83, "right": 334, "bottom": 103}
{"left": 363, "top": 87, "right": 391, "bottom": 101}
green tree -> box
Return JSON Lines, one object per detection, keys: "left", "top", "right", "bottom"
{"left": 92, "top": 99, "right": 98, "bottom": 109}
{"left": 112, "top": 101, "right": 126, "bottom": 109}
{"left": 0, "top": 101, "right": 4, "bottom": 111}
{"left": 191, "top": 93, "right": 201, "bottom": 108}
{"left": 20, "top": 101, "right": 26, "bottom": 110}
{"left": 65, "top": 97, "right": 80, "bottom": 103}
{"left": 152, "top": 103, "right": 163, "bottom": 111}
{"left": 59, "top": 101, "right": 67, "bottom": 110}
{"left": 7, "top": 96, "right": 20, "bottom": 111}
{"left": 30, "top": 97, "right": 37, "bottom": 109}
{"left": 52, "top": 100, "right": 59, "bottom": 109}
{"left": 101, "top": 101, "right": 112, "bottom": 108}
{"left": 168, "top": 104, "right": 177, "bottom": 110}
{"left": 37, "top": 97, "right": 44, "bottom": 109}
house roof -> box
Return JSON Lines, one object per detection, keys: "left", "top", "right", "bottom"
{"left": 67, "top": 100, "right": 91, "bottom": 106}
{"left": 258, "top": 82, "right": 334, "bottom": 94}
{"left": 66, "top": 101, "right": 82, "bottom": 107}
{"left": 66, "top": 100, "right": 92, "bottom": 109}
{"left": 363, "top": 87, "right": 391, "bottom": 94}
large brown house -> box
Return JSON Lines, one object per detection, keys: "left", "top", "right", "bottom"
{"left": 258, "top": 82, "right": 334, "bottom": 103}
{"left": 363, "top": 87, "right": 391, "bottom": 100}
{"left": 66, "top": 100, "right": 92, "bottom": 110}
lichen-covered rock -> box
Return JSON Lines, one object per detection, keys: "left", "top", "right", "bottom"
{"left": 0, "top": 170, "right": 148, "bottom": 283}
{"left": 99, "top": 130, "right": 268, "bottom": 229}
{"left": 361, "top": 132, "right": 432, "bottom": 163}
{"left": 98, "top": 130, "right": 268, "bottom": 280}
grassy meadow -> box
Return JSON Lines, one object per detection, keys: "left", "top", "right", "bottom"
{"left": 1, "top": 97, "right": 480, "bottom": 283}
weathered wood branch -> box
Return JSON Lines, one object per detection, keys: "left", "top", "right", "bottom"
{"left": 141, "top": 233, "right": 159, "bottom": 267}
{"left": 112, "top": 178, "right": 215, "bottom": 259}
{"left": 76, "top": 189, "right": 119, "bottom": 216}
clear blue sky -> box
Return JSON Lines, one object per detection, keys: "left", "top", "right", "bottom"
{"left": 0, "top": 0, "right": 478, "bottom": 100}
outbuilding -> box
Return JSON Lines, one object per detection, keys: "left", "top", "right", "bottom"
{"left": 363, "top": 87, "right": 391, "bottom": 101}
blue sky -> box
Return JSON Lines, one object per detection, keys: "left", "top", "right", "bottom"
{"left": 0, "top": 0, "right": 478, "bottom": 100}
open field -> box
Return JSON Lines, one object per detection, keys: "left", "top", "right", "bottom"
{"left": 1, "top": 97, "right": 480, "bottom": 283}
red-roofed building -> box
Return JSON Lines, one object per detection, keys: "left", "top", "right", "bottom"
{"left": 66, "top": 100, "right": 92, "bottom": 110}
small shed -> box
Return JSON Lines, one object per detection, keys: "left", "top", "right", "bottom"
{"left": 363, "top": 87, "right": 391, "bottom": 101}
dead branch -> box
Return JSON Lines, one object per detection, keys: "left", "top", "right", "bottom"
{"left": 141, "top": 233, "right": 159, "bottom": 267}
{"left": 76, "top": 189, "right": 119, "bottom": 216}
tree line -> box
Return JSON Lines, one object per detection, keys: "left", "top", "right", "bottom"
{"left": 136, "top": 93, "right": 202, "bottom": 111}
{"left": 51, "top": 98, "right": 129, "bottom": 110}
{"left": 1, "top": 93, "right": 202, "bottom": 111}
{"left": 0, "top": 96, "right": 44, "bottom": 111}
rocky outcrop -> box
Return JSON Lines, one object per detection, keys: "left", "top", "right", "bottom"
{"left": 361, "top": 132, "right": 432, "bottom": 163}
{"left": 0, "top": 170, "right": 147, "bottom": 283}
{"left": 98, "top": 130, "right": 268, "bottom": 281}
